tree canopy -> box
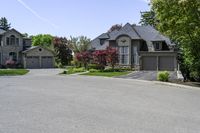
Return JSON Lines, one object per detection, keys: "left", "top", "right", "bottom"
{"left": 32, "top": 34, "right": 53, "bottom": 49}
{"left": 107, "top": 24, "right": 122, "bottom": 33}
{"left": 69, "top": 36, "right": 91, "bottom": 53}
{"left": 139, "top": 10, "right": 157, "bottom": 28}
{"left": 53, "top": 37, "right": 72, "bottom": 66}
{"left": 151, "top": 0, "right": 200, "bottom": 81}
{"left": 0, "top": 17, "right": 11, "bottom": 31}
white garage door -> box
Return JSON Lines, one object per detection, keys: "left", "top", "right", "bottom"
{"left": 26, "top": 56, "right": 40, "bottom": 69}
{"left": 41, "top": 56, "right": 54, "bottom": 68}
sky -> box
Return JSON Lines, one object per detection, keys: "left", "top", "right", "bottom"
{"left": 1, "top": 0, "right": 150, "bottom": 39}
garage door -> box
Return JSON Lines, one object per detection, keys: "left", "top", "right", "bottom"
{"left": 142, "top": 56, "right": 157, "bottom": 70}
{"left": 41, "top": 56, "right": 53, "bottom": 68}
{"left": 26, "top": 56, "right": 40, "bottom": 69}
{"left": 159, "top": 56, "right": 175, "bottom": 71}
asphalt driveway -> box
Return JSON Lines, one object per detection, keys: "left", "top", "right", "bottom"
{"left": 118, "top": 71, "right": 177, "bottom": 81}
{"left": 0, "top": 70, "right": 200, "bottom": 133}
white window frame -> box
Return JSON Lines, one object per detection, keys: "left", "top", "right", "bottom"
{"left": 119, "top": 46, "right": 129, "bottom": 65}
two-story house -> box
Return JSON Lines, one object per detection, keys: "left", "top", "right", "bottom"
{"left": 90, "top": 23, "right": 177, "bottom": 71}
{"left": 0, "top": 28, "right": 55, "bottom": 68}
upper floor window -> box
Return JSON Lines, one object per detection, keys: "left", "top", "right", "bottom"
{"left": 10, "top": 35, "right": 16, "bottom": 45}
{"left": 154, "top": 42, "right": 162, "bottom": 51}
{"left": 6, "top": 37, "right": 10, "bottom": 45}
{"left": 16, "top": 38, "right": 19, "bottom": 45}
{"left": 100, "top": 39, "right": 106, "bottom": 45}
{"left": 0, "top": 36, "right": 2, "bottom": 46}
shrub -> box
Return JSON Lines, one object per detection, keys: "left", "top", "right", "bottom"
{"left": 88, "top": 64, "right": 102, "bottom": 70}
{"left": 67, "top": 67, "right": 85, "bottom": 74}
{"left": 89, "top": 69, "right": 99, "bottom": 73}
{"left": 157, "top": 71, "right": 170, "bottom": 82}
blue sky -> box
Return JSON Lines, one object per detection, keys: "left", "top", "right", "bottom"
{"left": 1, "top": 0, "right": 150, "bottom": 39}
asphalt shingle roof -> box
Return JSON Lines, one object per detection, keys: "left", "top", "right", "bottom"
{"left": 90, "top": 23, "right": 175, "bottom": 50}
{"left": 0, "top": 29, "right": 6, "bottom": 35}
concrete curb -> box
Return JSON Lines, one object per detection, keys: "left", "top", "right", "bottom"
{"left": 78, "top": 74, "right": 200, "bottom": 90}
{"left": 70, "top": 71, "right": 89, "bottom": 76}
{"left": 116, "top": 78, "right": 200, "bottom": 90}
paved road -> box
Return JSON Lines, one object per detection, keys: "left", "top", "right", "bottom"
{"left": 118, "top": 71, "right": 177, "bottom": 81}
{"left": 0, "top": 69, "right": 200, "bottom": 133}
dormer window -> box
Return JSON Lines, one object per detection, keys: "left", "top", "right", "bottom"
{"left": 154, "top": 42, "right": 162, "bottom": 51}
{"left": 100, "top": 39, "right": 106, "bottom": 45}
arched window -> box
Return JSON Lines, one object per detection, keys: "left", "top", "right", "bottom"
{"left": 10, "top": 35, "right": 15, "bottom": 45}
{"left": 9, "top": 52, "right": 17, "bottom": 61}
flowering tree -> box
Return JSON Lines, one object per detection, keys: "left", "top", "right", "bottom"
{"left": 75, "top": 51, "right": 91, "bottom": 69}
{"left": 5, "top": 59, "right": 16, "bottom": 68}
{"left": 106, "top": 47, "right": 118, "bottom": 70}
{"left": 92, "top": 50, "right": 107, "bottom": 70}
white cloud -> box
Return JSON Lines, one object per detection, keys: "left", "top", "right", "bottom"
{"left": 16, "top": 0, "right": 58, "bottom": 29}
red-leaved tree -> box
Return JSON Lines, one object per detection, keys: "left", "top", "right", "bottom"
{"left": 106, "top": 47, "right": 118, "bottom": 70}
{"left": 53, "top": 37, "right": 72, "bottom": 66}
{"left": 92, "top": 50, "right": 107, "bottom": 70}
{"left": 76, "top": 51, "right": 91, "bottom": 69}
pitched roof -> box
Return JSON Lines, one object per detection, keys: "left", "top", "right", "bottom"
{"left": 23, "top": 46, "right": 54, "bottom": 54}
{"left": 109, "top": 23, "right": 141, "bottom": 40}
{"left": 0, "top": 29, "right": 6, "bottom": 35}
{"left": 133, "top": 25, "right": 175, "bottom": 46}
{"left": 90, "top": 23, "right": 175, "bottom": 50}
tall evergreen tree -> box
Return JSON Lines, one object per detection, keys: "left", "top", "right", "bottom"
{"left": 0, "top": 17, "right": 11, "bottom": 31}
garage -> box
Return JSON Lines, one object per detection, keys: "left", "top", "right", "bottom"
{"left": 141, "top": 54, "right": 176, "bottom": 71}
{"left": 41, "top": 56, "right": 54, "bottom": 68}
{"left": 142, "top": 56, "right": 157, "bottom": 70}
{"left": 23, "top": 46, "right": 55, "bottom": 69}
{"left": 26, "top": 56, "right": 40, "bottom": 69}
{"left": 159, "top": 56, "right": 175, "bottom": 71}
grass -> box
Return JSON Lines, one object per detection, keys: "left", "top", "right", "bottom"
{"left": 0, "top": 69, "right": 29, "bottom": 76}
{"left": 81, "top": 71, "right": 130, "bottom": 77}
{"left": 62, "top": 67, "right": 86, "bottom": 75}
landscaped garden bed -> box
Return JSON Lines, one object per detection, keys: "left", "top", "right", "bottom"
{"left": 0, "top": 69, "right": 29, "bottom": 76}
{"left": 81, "top": 71, "right": 130, "bottom": 77}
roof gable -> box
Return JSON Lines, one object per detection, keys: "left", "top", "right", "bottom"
{"left": 109, "top": 23, "right": 141, "bottom": 40}
{"left": 23, "top": 46, "right": 55, "bottom": 55}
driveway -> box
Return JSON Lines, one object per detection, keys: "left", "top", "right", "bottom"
{"left": 0, "top": 72, "right": 200, "bottom": 133}
{"left": 26, "top": 69, "right": 63, "bottom": 76}
{"left": 118, "top": 71, "right": 177, "bottom": 81}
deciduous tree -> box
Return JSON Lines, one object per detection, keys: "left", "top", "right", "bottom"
{"left": 92, "top": 50, "right": 107, "bottom": 70}
{"left": 53, "top": 37, "right": 72, "bottom": 66}
{"left": 75, "top": 51, "right": 91, "bottom": 69}
{"left": 106, "top": 47, "right": 118, "bottom": 70}
{"left": 151, "top": 0, "right": 200, "bottom": 81}
{"left": 32, "top": 34, "right": 53, "bottom": 49}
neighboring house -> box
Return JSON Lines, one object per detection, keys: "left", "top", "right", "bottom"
{"left": 0, "top": 28, "right": 55, "bottom": 68}
{"left": 23, "top": 46, "right": 55, "bottom": 68}
{"left": 90, "top": 23, "right": 177, "bottom": 71}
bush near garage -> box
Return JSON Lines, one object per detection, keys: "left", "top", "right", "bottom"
{"left": 157, "top": 71, "right": 170, "bottom": 82}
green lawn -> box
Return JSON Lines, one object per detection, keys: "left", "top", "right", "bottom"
{"left": 0, "top": 69, "right": 29, "bottom": 76}
{"left": 81, "top": 71, "right": 130, "bottom": 77}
